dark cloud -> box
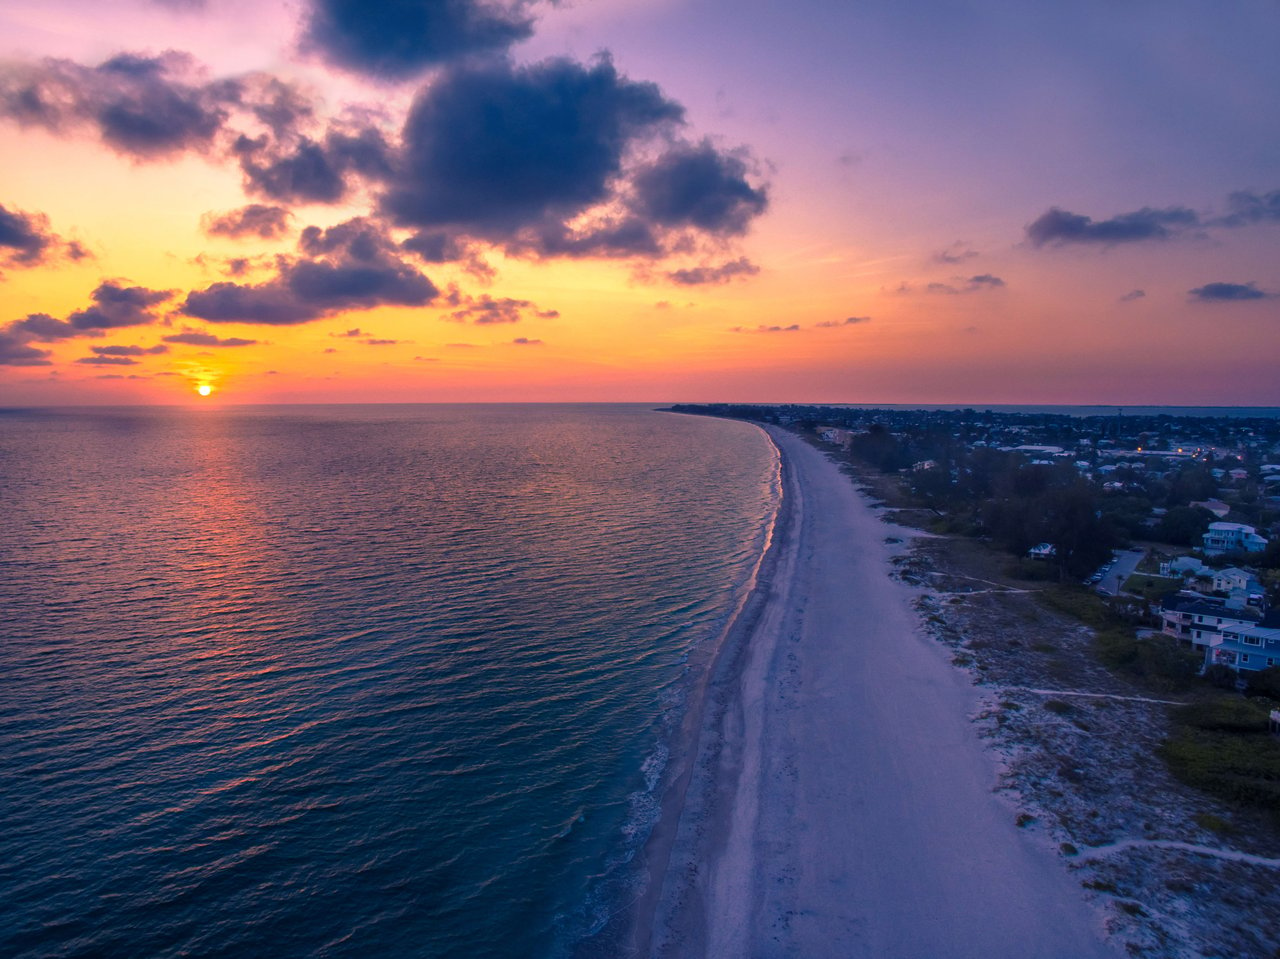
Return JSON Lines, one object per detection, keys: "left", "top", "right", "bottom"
{"left": 1119, "top": 289, "right": 1146, "bottom": 302}
{"left": 629, "top": 141, "right": 767, "bottom": 235}
{"left": 11, "top": 313, "right": 80, "bottom": 340}
{"left": 1188, "top": 281, "right": 1269, "bottom": 302}
{"left": 667, "top": 257, "right": 760, "bottom": 286}
{"left": 89, "top": 343, "right": 168, "bottom": 356}
{"left": 1026, "top": 205, "right": 1199, "bottom": 246}
{"left": 969, "top": 273, "right": 1004, "bottom": 288}
{"left": 0, "top": 53, "right": 238, "bottom": 159}
{"left": 511, "top": 336, "right": 542, "bottom": 345}
{"left": 235, "top": 126, "right": 393, "bottom": 204}
{"left": 402, "top": 230, "right": 465, "bottom": 262}
{"left": 0, "top": 203, "right": 54, "bottom": 265}
{"left": 0, "top": 203, "right": 85, "bottom": 267}
{"left": 162, "top": 330, "right": 258, "bottom": 346}
{"left": 921, "top": 274, "right": 1005, "bottom": 295}
{"left": 75, "top": 354, "right": 138, "bottom": 365}
{"left": 447, "top": 294, "right": 556, "bottom": 324}
{"left": 202, "top": 204, "right": 292, "bottom": 239}
{"left": 362, "top": 338, "right": 404, "bottom": 345}
{"left": 933, "top": 242, "right": 978, "bottom": 264}
{"left": 183, "top": 218, "right": 438, "bottom": 325}
{"left": 1218, "top": 189, "right": 1280, "bottom": 227}
{"left": 302, "top": 0, "right": 539, "bottom": 79}
{"left": 0, "top": 330, "right": 52, "bottom": 366}
{"left": 383, "top": 56, "right": 683, "bottom": 235}
{"left": 68, "top": 281, "right": 174, "bottom": 330}
{"left": 815, "top": 316, "right": 870, "bottom": 328}
{"left": 729, "top": 324, "right": 800, "bottom": 333}
{"left": 330, "top": 327, "right": 366, "bottom": 337}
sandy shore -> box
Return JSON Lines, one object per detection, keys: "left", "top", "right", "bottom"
{"left": 633, "top": 425, "right": 1122, "bottom": 958}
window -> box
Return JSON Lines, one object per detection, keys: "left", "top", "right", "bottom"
{"left": 1241, "top": 654, "right": 1251, "bottom": 664}
{"left": 1244, "top": 635, "right": 1263, "bottom": 646}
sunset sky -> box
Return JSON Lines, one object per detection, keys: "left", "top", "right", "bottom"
{"left": 2, "top": 0, "right": 1277, "bottom": 405}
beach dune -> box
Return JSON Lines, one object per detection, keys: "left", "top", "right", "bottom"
{"left": 639, "top": 425, "right": 1120, "bottom": 958}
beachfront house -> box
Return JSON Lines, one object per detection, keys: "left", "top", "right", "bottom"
{"left": 1159, "top": 592, "right": 1262, "bottom": 653}
{"left": 1160, "top": 556, "right": 1209, "bottom": 579}
{"left": 1202, "top": 522, "right": 1268, "bottom": 556}
{"left": 1205, "top": 618, "right": 1280, "bottom": 672}
{"left": 1027, "top": 542, "right": 1056, "bottom": 560}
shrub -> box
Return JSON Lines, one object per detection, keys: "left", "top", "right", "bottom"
{"left": 1044, "top": 699, "right": 1073, "bottom": 714}
{"left": 1245, "top": 665, "right": 1280, "bottom": 701}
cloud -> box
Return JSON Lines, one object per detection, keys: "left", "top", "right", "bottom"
{"left": 918, "top": 274, "right": 1005, "bottom": 295}
{"left": 729, "top": 323, "right": 800, "bottom": 333}
{"left": 162, "top": 330, "right": 258, "bottom": 346}
{"left": 1119, "top": 289, "right": 1146, "bottom": 302}
{"left": 0, "top": 330, "right": 52, "bottom": 366}
{"left": 10, "top": 313, "right": 81, "bottom": 340}
{"left": 0, "top": 52, "right": 237, "bottom": 160}
{"left": 1025, "top": 205, "right": 1199, "bottom": 246}
{"left": 447, "top": 294, "right": 557, "bottom": 324}
{"left": 301, "top": 0, "right": 540, "bottom": 80}
{"left": 383, "top": 56, "right": 683, "bottom": 237}
{"left": 202, "top": 204, "right": 292, "bottom": 239}
{"left": 1218, "top": 189, "right": 1280, "bottom": 227}
{"left": 628, "top": 140, "right": 767, "bottom": 236}
{"left": 234, "top": 126, "right": 392, "bottom": 204}
{"left": 75, "top": 354, "right": 138, "bottom": 365}
{"left": 511, "top": 336, "right": 542, "bottom": 345}
{"left": 667, "top": 257, "right": 760, "bottom": 286}
{"left": 68, "top": 281, "right": 174, "bottom": 330}
{"left": 0, "top": 203, "right": 86, "bottom": 267}
{"left": 1188, "top": 281, "right": 1269, "bottom": 302}
{"left": 331, "top": 327, "right": 366, "bottom": 337}
{"left": 933, "top": 241, "right": 978, "bottom": 264}
{"left": 89, "top": 343, "right": 168, "bottom": 356}
{"left": 362, "top": 338, "right": 404, "bottom": 345}
{"left": 182, "top": 218, "right": 438, "bottom": 325}
{"left": 814, "top": 316, "right": 870, "bottom": 328}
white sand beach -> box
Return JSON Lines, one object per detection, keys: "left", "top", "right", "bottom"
{"left": 635, "top": 425, "right": 1122, "bottom": 958}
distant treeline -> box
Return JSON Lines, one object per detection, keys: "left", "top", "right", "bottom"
{"left": 669, "top": 404, "right": 1280, "bottom": 581}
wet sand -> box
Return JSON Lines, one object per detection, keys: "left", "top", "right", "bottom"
{"left": 634, "top": 425, "right": 1121, "bottom": 958}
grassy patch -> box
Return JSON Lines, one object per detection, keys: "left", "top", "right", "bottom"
{"left": 1092, "top": 628, "right": 1200, "bottom": 692}
{"left": 1192, "top": 812, "right": 1235, "bottom": 835}
{"left": 1122, "top": 573, "right": 1183, "bottom": 603}
{"left": 1160, "top": 699, "right": 1280, "bottom": 812}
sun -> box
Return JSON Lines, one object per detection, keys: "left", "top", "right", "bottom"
{"left": 196, "top": 384, "right": 213, "bottom": 397}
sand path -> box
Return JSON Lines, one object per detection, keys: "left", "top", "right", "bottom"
{"left": 645, "top": 425, "right": 1121, "bottom": 958}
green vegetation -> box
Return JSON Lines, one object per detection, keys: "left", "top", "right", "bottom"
{"left": 1122, "top": 574, "right": 1183, "bottom": 604}
{"left": 1192, "top": 812, "right": 1235, "bottom": 835}
{"left": 1245, "top": 666, "right": 1280, "bottom": 700}
{"left": 1161, "top": 699, "right": 1280, "bottom": 813}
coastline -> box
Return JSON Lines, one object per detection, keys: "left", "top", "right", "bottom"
{"left": 630, "top": 423, "right": 1121, "bottom": 957}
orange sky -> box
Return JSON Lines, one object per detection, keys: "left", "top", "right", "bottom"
{"left": 2, "top": 0, "right": 1278, "bottom": 405}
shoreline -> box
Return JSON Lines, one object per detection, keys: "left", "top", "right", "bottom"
{"left": 629, "top": 423, "right": 1121, "bottom": 957}
{"left": 622, "top": 421, "right": 796, "bottom": 957}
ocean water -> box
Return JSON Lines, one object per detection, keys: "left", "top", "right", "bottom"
{"left": 0, "top": 404, "right": 780, "bottom": 959}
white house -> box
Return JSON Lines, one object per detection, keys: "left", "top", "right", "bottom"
{"left": 1202, "top": 522, "right": 1268, "bottom": 556}
{"left": 1212, "top": 567, "right": 1258, "bottom": 593}
{"left": 1160, "top": 592, "right": 1263, "bottom": 651}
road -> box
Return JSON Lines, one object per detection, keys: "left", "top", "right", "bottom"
{"left": 1097, "top": 548, "right": 1145, "bottom": 596}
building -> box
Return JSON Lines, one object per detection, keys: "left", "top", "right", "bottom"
{"left": 1027, "top": 542, "right": 1056, "bottom": 560}
{"left": 1202, "top": 522, "right": 1268, "bottom": 556}
{"left": 1206, "top": 618, "right": 1280, "bottom": 672}
{"left": 1159, "top": 592, "right": 1262, "bottom": 652}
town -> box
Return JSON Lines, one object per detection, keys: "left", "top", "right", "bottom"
{"left": 671, "top": 404, "right": 1280, "bottom": 694}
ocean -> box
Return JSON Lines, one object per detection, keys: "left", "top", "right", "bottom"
{"left": 0, "top": 404, "right": 780, "bottom": 959}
